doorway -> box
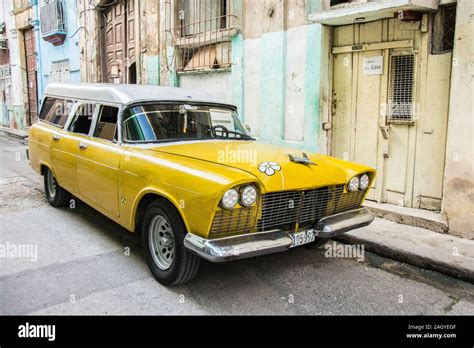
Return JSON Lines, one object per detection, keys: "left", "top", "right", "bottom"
{"left": 23, "top": 27, "right": 38, "bottom": 125}
{"left": 330, "top": 19, "right": 451, "bottom": 210}
{"left": 102, "top": 0, "right": 136, "bottom": 83}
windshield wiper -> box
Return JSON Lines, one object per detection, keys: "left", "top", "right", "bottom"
{"left": 211, "top": 126, "right": 255, "bottom": 140}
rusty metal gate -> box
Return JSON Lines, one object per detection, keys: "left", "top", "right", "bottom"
{"left": 24, "top": 27, "right": 38, "bottom": 125}
{"left": 103, "top": 0, "right": 136, "bottom": 83}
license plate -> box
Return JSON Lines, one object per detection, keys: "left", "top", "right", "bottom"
{"left": 289, "top": 229, "right": 316, "bottom": 248}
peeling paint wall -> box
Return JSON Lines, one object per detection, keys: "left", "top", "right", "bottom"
{"left": 159, "top": 0, "right": 325, "bottom": 153}
{"left": 442, "top": 0, "right": 474, "bottom": 239}
{"left": 241, "top": 0, "right": 323, "bottom": 152}
{"left": 180, "top": 72, "right": 233, "bottom": 103}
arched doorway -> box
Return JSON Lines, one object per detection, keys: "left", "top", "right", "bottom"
{"left": 101, "top": 0, "right": 136, "bottom": 83}
{"left": 128, "top": 62, "right": 137, "bottom": 84}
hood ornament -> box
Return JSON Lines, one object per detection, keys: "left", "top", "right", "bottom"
{"left": 288, "top": 153, "right": 317, "bottom": 166}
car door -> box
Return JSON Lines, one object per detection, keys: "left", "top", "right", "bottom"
{"left": 76, "top": 104, "right": 122, "bottom": 217}
{"left": 45, "top": 98, "right": 78, "bottom": 193}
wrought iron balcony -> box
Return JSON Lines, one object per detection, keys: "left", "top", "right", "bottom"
{"left": 40, "top": 0, "right": 67, "bottom": 46}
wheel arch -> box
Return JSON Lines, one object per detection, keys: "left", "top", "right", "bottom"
{"left": 132, "top": 191, "right": 189, "bottom": 236}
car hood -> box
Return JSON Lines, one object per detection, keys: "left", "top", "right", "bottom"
{"left": 146, "top": 140, "right": 373, "bottom": 193}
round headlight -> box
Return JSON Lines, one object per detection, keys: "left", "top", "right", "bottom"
{"left": 221, "top": 189, "right": 239, "bottom": 209}
{"left": 359, "top": 174, "right": 370, "bottom": 190}
{"left": 348, "top": 176, "right": 360, "bottom": 192}
{"left": 241, "top": 185, "right": 258, "bottom": 207}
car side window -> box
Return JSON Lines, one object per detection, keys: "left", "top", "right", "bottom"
{"left": 69, "top": 103, "right": 96, "bottom": 135}
{"left": 39, "top": 97, "right": 73, "bottom": 128}
{"left": 94, "top": 105, "right": 119, "bottom": 142}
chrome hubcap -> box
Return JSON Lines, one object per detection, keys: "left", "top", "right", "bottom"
{"left": 46, "top": 170, "right": 57, "bottom": 199}
{"left": 149, "top": 214, "right": 175, "bottom": 271}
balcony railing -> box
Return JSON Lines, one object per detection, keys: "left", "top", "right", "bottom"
{"left": 40, "top": 0, "right": 67, "bottom": 46}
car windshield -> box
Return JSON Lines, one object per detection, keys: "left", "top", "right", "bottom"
{"left": 122, "top": 103, "right": 253, "bottom": 143}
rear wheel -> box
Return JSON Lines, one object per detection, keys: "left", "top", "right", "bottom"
{"left": 142, "top": 200, "right": 200, "bottom": 285}
{"left": 44, "top": 167, "right": 71, "bottom": 207}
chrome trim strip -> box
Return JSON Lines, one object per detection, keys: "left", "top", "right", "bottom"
{"left": 314, "top": 208, "right": 374, "bottom": 238}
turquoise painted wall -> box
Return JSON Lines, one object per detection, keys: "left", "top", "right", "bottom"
{"left": 303, "top": 23, "right": 322, "bottom": 152}
{"left": 145, "top": 55, "right": 161, "bottom": 85}
{"left": 240, "top": 23, "right": 322, "bottom": 153}
{"left": 34, "top": 1, "right": 81, "bottom": 105}
{"left": 259, "top": 30, "right": 286, "bottom": 142}
{"left": 231, "top": 34, "right": 244, "bottom": 121}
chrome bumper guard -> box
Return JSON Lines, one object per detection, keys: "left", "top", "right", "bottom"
{"left": 184, "top": 208, "right": 374, "bottom": 262}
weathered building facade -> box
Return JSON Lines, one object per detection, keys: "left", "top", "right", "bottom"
{"left": 63, "top": 0, "right": 474, "bottom": 239}
{"left": 0, "top": 0, "right": 26, "bottom": 129}
{"left": 309, "top": 0, "right": 472, "bottom": 238}
{"left": 0, "top": 0, "right": 81, "bottom": 129}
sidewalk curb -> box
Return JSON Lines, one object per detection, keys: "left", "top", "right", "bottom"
{"left": 335, "top": 232, "right": 474, "bottom": 283}
{"left": 0, "top": 127, "right": 29, "bottom": 140}
{"left": 366, "top": 205, "right": 448, "bottom": 235}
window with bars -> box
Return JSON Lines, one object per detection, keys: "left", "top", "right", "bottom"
{"left": 165, "top": 0, "right": 239, "bottom": 72}
{"left": 387, "top": 53, "right": 416, "bottom": 124}
{"left": 431, "top": 5, "right": 457, "bottom": 54}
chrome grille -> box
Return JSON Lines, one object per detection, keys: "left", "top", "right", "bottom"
{"left": 209, "top": 186, "right": 366, "bottom": 238}
{"left": 209, "top": 206, "right": 258, "bottom": 238}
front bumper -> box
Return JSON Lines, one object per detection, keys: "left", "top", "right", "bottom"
{"left": 184, "top": 208, "right": 374, "bottom": 262}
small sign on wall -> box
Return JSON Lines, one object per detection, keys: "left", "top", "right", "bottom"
{"left": 363, "top": 56, "right": 383, "bottom": 75}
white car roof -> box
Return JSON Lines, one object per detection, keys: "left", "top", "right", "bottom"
{"left": 44, "top": 83, "right": 236, "bottom": 108}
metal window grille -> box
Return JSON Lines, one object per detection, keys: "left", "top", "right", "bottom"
{"left": 388, "top": 53, "right": 416, "bottom": 123}
{"left": 431, "top": 5, "right": 457, "bottom": 54}
{"left": 164, "top": 0, "right": 239, "bottom": 72}
{"left": 40, "top": 0, "right": 67, "bottom": 37}
{"left": 0, "top": 65, "right": 12, "bottom": 79}
{"left": 441, "top": 6, "right": 456, "bottom": 51}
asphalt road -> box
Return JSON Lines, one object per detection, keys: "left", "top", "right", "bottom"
{"left": 0, "top": 133, "right": 473, "bottom": 315}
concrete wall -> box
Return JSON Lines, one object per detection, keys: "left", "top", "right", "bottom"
{"left": 442, "top": 0, "right": 474, "bottom": 239}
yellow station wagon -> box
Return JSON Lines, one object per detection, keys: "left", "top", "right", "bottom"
{"left": 28, "top": 83, "right": 375, "bottom": 285}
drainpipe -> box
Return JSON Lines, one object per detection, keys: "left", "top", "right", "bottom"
{"left": 34, "top": 2, "right": 45, "bottom": 109}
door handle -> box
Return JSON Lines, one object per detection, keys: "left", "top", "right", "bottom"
{"left": 79, "top": 143, "right": 88, "bottom": 150}
{"left": 52, "top": 135, "right": 60, "bottom": 141}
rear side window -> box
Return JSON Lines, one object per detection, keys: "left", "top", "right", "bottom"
{"left": 69, "top": 103, "right": 96, "bottom": 135}
{"left": 39, "top": 97, "right": 73, "bottom": 128}
{"left": 94, "top": 105, "right": 119, "bottom": 142}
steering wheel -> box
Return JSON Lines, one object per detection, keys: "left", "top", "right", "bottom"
{"left": 210, "top": 125, "right": 229, "bottom": 138}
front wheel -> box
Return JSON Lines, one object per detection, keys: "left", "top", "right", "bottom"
{"left": 44, "top": 167, "right": 71, "bottom": 207}
{"left": 142, "top": 200, "right": 200, "bottom": 285}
